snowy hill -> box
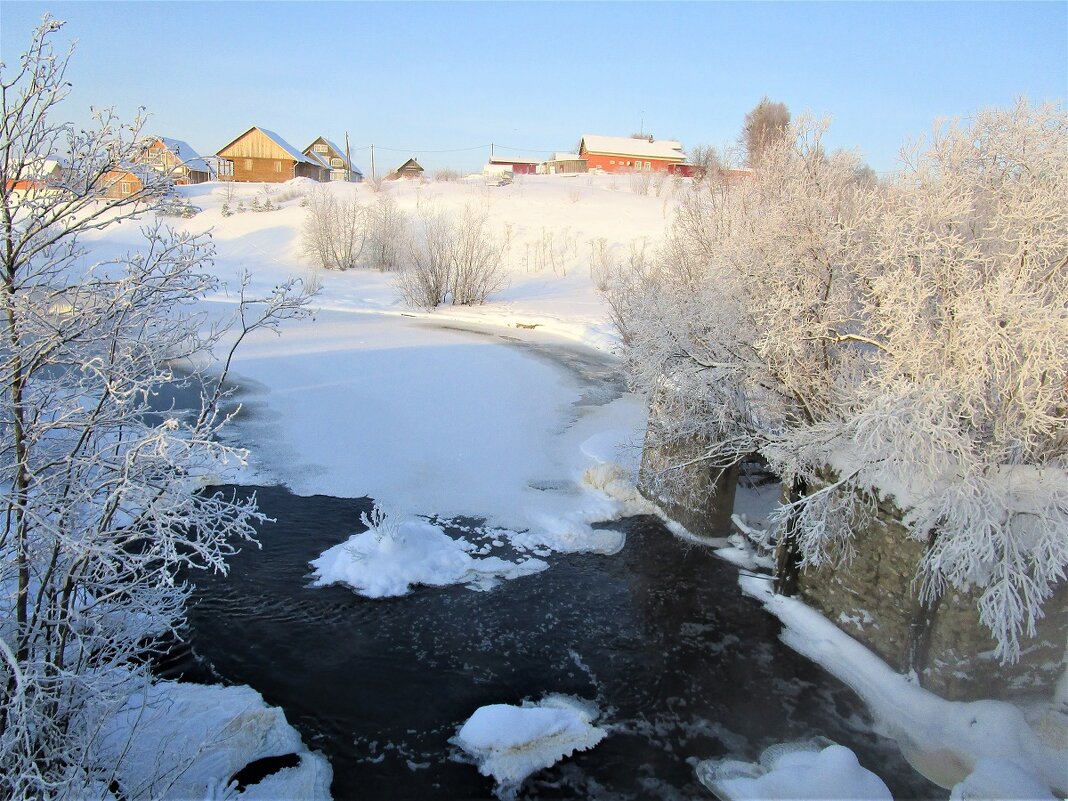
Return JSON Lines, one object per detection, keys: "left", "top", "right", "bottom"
{"left": 165, "top": 173, "right": 677, "bottom": 348}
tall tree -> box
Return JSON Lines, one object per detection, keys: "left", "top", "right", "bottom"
{"left": 609, "top": 104, "right": 1068, "bottom": 666}
{"left": 1, "top": 18, "right": 314, "bottom": 796}
{"left": 740, "top": 97, "right": 791, "bottom": 166}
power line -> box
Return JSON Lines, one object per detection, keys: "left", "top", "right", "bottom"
{"left": 491, "top": 144, "right": 560, "bottom": 154}
{"left": 365, "top": 144, "right": 491, "bottom": 154}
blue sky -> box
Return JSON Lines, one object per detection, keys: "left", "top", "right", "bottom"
{"left": 2, "top": 2, "right": 1065, "bottom": 176}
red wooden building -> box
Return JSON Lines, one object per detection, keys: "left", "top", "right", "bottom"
{"left": 487, "top": 155, "right": 540, "bottom": 175}
{"left": 578, "top": 134, "right": 686, "bottom": 173}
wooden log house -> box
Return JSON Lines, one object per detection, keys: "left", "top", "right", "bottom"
{"left": 303, "top": 136, "right": 363, "bottom": 182}
{"left": 216, "top": 126, "right": 322, "bottom": 183}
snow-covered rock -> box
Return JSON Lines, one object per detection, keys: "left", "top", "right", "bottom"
{"left": 453, "top": 695, "right": 606, "bottom": 791}
{"left": 96, "top": 680, "right": 331, "bottom": 800}
{"left": 696, "top": 741, "right": 892, "bottom": 800}
{"left": 310, "top": 518, "right": 547, "bottom": 597}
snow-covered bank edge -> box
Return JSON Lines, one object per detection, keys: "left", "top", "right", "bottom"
{"left": 95, "top": 679, "right": 331, "bottom": 800}
{"left": 739, "top": 574, "right": 1067, "bottom": 797}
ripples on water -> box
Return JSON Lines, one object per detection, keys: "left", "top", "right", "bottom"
{"left": 176, "top": 485, "right": 940, "bottom": 800}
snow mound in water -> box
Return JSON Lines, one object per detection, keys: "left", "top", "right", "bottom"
{"left": 696, "top": 741, "right": 892, "bottom": 800}
{"left": 96, "top": 680, "right": 331, "bottom": 800}
{"left": 310, "top": 518, "right": 547, "bottom": 597}
{"left": 453, "top": 695, "right": 606, "bottom": 791}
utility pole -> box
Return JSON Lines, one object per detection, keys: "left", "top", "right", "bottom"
{"left": 490, "top": 142, "right": 494, "bottom": 161}
{"left": 370, "top": 144, "right": 376, "bottom": 182}
{"left": 344, "top": 132, "right": 352, "bottom": 182}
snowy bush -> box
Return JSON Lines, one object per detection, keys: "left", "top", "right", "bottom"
{"left": 0, "top": 19, "right": 315, "bottom": 797}
{"left": 616, "top": 103, "right": 1068, "bottom": 664}
{"left": 301, "top": 185, "right": 366, "bottom": 270}
{"left": 398, "top": 205, "right": 507, "bottom": 308}
{"left": 365, "top": 193, "right": 408, "bottom": 272}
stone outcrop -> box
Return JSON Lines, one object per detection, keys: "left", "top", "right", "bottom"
{"left": 637, "top": 419, "right": 739, "bottom": 538}
{"left": 795, "top": 495, "right": 1067, "bottom": 700}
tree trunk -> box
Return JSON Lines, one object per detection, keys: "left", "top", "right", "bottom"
{"left": 774, "top": 476, "right": 807, "bottom": 596}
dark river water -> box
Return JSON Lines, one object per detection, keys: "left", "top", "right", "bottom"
{"left": 175, "top": 486, "right": 941, "bottom": 800}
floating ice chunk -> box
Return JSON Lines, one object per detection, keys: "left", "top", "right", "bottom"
{"left": 453, "top": 695, "right": 606, "bottom": 791}
{"left": 310, "top": 518, "right": 547, "bottom": 598}
{"left": 95, "top": 681, "right": 331, "bottom": 800}
{"left": 508, "top": 516, "right": 625, "bottom": 556}
{"left": 697, "top": 741, "right": 892, "bottom": 800}
{"left": 950, "top": 757, "right": 1055, "bottom": 800}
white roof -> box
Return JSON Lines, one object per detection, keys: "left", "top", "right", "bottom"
{"left": 489, "top": 155, "right": 541, "bottom": 165}
{"left": 551, "top": 153, "right": 582, "bottom": 161}
{"left": 257, "top": 128, "right": 319, "bottom": 165}
{"left": 580, "top": 135, "right": 685, "bottom": 161}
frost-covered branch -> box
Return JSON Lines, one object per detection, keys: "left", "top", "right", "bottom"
{"left": 0, "top": 19, "right": 315, "bottom": 797}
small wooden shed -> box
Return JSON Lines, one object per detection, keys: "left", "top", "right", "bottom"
{"left": 391, "top": 158, "right": 424, "bottom": 180}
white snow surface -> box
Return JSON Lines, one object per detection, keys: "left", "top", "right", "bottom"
{"left": 696, "top": 741, "right": 892, "bottom": 800}
{"left": 93, "top": 175, "right": 667, "bottom": 570}
{"left": 739, "top": 575, "right": 1068, "bottom": 796}
{"left": 95, "top": 680, "right": 331, "bottom": 800}
{"left": 453, "top": 695, "right": 606, "bottom": 789}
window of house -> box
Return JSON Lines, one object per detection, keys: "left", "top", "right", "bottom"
{"left": 330, "top": 157, "right": 344, "bottom": 168}
{"left": 610, "top": 160, "right": 615, "bottom": 165}
{"left": 314, "top": 144, "right": 329, "bottom": 153}
{"left": 274, "top": 161, "right": 282, "bottom": 173}
{"left": 635, "top": 161, "right": 642, "bottom": 171}
{"left": 120, "top": 181, "right": 130, "bottom": 195}
{"left": 645, "top": 162, "right": 651, "bottom": 170}
{"left": 244, "top": 159, "right": 253, "bottom": 171}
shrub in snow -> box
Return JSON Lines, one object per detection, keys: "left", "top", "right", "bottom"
{"left": 301, "top": 185, "right": 366, "bottom": 270}
{"left": 157, "top": 196, "right": 200, "bottom": 218}
{"left": 453, "top": 695, "right": 606, "bottom": 792}
{"left": 399, "top": 205, "right": 507, "bottom": 308}
{"left": 0, "top": 19, "right": 315, "bottom": 797}
{"left": 365, "top": 193, "right": 408, "bottom": 272}
{"left": 615, "top": 102, "right": 1068, "bottom": 666}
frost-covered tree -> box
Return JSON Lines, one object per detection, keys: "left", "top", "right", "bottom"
{"left": 365, "top": 193, "right": 408, "bottom": 272}
{"left": 617, "top": 118, "right": 873, "bottom": 585}
{"left": 616, "top": 102, "right": 1067, "bottom": 666}
{"left": 740, "top": 97, "right": 791, "bottom": 167}
{"left": 0, "top": 18, "right": 314, "bottom": 797}
{"left": 765, "top": 102, "right": 1068, "bottom": 665}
